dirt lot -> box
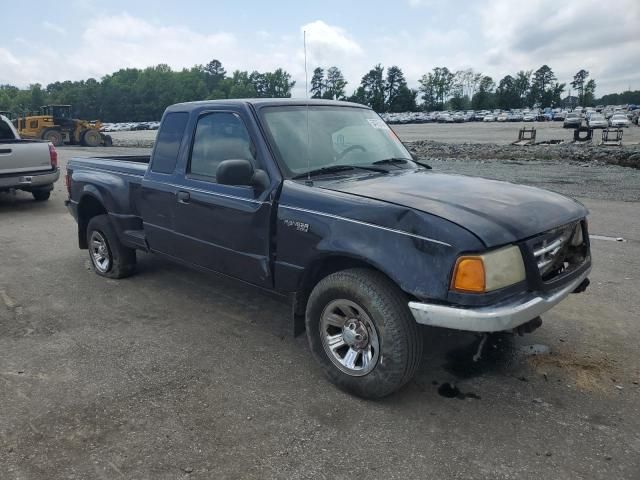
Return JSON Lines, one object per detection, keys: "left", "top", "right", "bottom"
{"left": 393, "top": 121, "right": 640, "bottom": 145}
{"left": 1, "top": 144, "right": 639, "bottom": 479}
{"left": 109, "top": 120, "right": 640, "bottom": 148}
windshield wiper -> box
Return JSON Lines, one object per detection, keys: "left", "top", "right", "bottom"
{"left": 373, "top": 157, "right": 432, "bottom": 170}
{"left": 291, "top": 164, "right": 389, "bottom": 180}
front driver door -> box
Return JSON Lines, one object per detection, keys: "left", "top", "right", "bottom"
{"left": 172, "top": 110, "right": 274, "bottom": 288}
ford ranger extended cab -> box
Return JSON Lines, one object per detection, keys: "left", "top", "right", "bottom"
{"left": 0, "top": 114, "right": 59, "bottom": 201}
{"left": 65, "top": 99, "right": 591, "bottom": 398}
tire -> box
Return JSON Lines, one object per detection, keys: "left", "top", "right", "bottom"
{"left": 103, "top": 135, "right": 113, "bottom": 147}
{"left": 82, "top": 129, "right": 102, "bottom": 147}
{"left": 305, "top": 268, "right": 423, "bottom": 398}
{"left": 41, "top": 129, "right": 63, "bottom": 146}
{"left": 32, "top": 190, "right": 50, "bottom": 201}
{"left": 86, "top": 214, "right": 136, "bottom": 278}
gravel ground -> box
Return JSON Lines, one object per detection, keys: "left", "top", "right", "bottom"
{"left": 393, "top": 121, "right": 640, "bottom": 145}
{"left": 1, "top": 145, "right": 639, "bottom": 479}
{"left": 414, "top": 157, "right": 640, "bottom": 202}
{"left": 108, "top": 121, "right": 640, "bottom": 148}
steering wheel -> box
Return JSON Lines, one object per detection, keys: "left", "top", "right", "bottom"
{"left": 337, "top": 144, "right": 367, "bottom": 160}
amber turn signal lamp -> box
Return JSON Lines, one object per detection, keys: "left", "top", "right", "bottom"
{"left": 451, "top": 257, "right": 486, "bottom": 293}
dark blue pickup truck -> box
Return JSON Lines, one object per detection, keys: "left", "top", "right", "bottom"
{"left": 66, "top": 99, "right": 591, "bottom": 398}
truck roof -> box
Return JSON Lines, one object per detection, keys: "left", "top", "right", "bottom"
{"left": 166, "top": 98, "right": 370, "bottom": 112}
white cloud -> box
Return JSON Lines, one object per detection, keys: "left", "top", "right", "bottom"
{"left": 479, "top": 0, "right": 640, "bottom": 93}
{"left": 69, "top": 14, "right": 237, "bottom": 78}
{"left": 0, "top": 48, "right": 19, "bottom": 67}
{"left": 301, "top": 20, "right": 363, "bottom": 62}
{"left": 42, "top": 21, "right": 67, "bottom": 36}
{"left": 1, "top": 6, "right": 639, "bottom": 98}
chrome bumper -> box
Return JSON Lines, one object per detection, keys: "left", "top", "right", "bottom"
{"left": 0, "top": 168, "right": 59, "bottom": 190}
{"left": 408, "top": 266, "right": 591, "bottom": 332}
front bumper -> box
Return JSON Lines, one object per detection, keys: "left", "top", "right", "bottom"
{"left": 0, "top": 168, "right": 60, "bottom": 190}
{"left": 408, "top": 266, "right": 591, "bottom": 332}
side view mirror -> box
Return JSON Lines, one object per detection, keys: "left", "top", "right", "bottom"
{"left": 216, "top": 159, "right": 269, "bottom": 190}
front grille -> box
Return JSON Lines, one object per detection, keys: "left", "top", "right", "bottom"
{"left": 531, "top": 221, "right": 588, "bottom": 282}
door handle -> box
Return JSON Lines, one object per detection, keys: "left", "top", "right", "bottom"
{"left": 177, "top": 191, "right": 190, "bottom": 204}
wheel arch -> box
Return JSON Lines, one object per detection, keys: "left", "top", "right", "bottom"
{"left": 77, "top": 192, "right": 108, "bottom": 249}
{"left": 293, "top": 253, "right": 406, "bottom": 318}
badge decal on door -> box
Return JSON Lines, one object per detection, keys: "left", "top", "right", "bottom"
{"left": 283, "top": 219, "right": 309, "bottom": 233}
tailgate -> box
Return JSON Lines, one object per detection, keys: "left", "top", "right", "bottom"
{"left": 0, "top": 141, "right": 52, "bottom": 174}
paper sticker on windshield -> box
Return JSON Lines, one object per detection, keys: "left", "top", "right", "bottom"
{"left": 367, "top": 118, "right": 388, "bottom": 130}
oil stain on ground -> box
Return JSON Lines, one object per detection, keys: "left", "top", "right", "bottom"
{"left": 441, "top": 333, "right": 518, "bottom": 379}
{"left": 437, "top": 382, "right": 481, "bottom": 400}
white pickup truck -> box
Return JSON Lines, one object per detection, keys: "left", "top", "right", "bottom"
{"left": 0, "top": 114, "right": 60, "bottom": 201}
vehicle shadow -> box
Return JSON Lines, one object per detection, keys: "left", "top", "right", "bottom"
{"left": 0, "top": 191, "right": 54, "bottom": 214}
{"left": 131, "top": 251, "right": 528, "bottom": 402}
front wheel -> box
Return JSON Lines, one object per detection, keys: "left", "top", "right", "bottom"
{"left": 86, "top": 214, "right": 136, "bottom": 278}
{"left": 82, "top": 129, "right": 102, "bottom": 147}
{"left": 305, "top": 269, "right": 423, "bottom": 398}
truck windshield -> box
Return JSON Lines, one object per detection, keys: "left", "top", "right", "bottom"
{"left": 260, "top": 105, "right": 413, "bottom": 178}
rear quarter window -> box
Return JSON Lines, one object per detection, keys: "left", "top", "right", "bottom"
{"left": 151, "top": 112, "right": 189, "bottom": 174}
{"left": 0, "top": 119, "right": 15, "bottom": 140}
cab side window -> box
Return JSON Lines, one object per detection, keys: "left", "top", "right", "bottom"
{"left": 151, "top": 112, "right": 189, "bottom": 174}
{"left": 189, "top": 112, "right": 257, "bottom": 181}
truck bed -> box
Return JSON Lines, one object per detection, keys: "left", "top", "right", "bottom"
{"left": 0, "top": 140, "right": 53, "bottom": 175}
{"left": 69, "top": 156, "right": 150, "bottom": 180}
{"left": 1, "top": 115, "right": 54, "bottom": 175}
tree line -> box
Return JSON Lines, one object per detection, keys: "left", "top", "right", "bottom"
{"left": 415, "top": 65, "right": 600, "bottom": 111}
{"left": 0, "top": 60, "right": 296, "bottom": 122}
{"left": 0, "top": 58, "right": 635, "bottom": 121}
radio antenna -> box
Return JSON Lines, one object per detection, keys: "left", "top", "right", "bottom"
{"left": 304, "top": 30, "right": 312, "bottom": 185}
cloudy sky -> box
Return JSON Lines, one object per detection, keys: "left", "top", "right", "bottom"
{"left": 2, "top": 0, "right": 638, "bottom": 97}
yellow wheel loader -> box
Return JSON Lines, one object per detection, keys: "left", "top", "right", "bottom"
{"left": 16, "top": 105, "right": 112, "bottom": 147}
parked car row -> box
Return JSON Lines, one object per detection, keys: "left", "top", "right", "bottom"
{"left": 381, "top": 109, "right": 549, "bottom": 125}
{"left": 100, "top": 121, "right": 161, "bottom": 132}
{"left": 382, "top": 104, "right": 639, "bottom": 127}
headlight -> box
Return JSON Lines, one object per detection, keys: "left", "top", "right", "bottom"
{"left": 451, "top": 245, "right": 526, "bottom": 293}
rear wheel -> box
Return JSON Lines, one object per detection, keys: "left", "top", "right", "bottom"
{"left": 82, "top": 129, "right": 102, "bottom": 147}
{"left": 41, "top": 129, "right": 63, "bottom": 146}
{"left": 305, "top": 268, "right": 423, "bottom": 398}
{"left": 86, "top": 214, "right": 136, "bottom": 278}
{"left": 32, "top": 190, "right": 50, "bottom": 201}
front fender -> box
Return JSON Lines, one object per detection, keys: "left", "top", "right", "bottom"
{"left": 274, "top": 181, "right": 484, "bottom": 302}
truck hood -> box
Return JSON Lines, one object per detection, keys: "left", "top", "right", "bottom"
{"left": 319, "top": 170, "right": 588, "bottom": 247}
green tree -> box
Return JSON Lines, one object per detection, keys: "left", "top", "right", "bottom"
{"left": 228, "top": 71, "right": 257, "bottom": 98}
{"left": 550, "top": 82, "right": 566, "bottom": 107}
{"left": 514, "top": 70, "right": 531, "bottom": 107}
{"left": 251, "top": 69, "right": 295, "bottom": 98}
{"left": 471, "top": 76, "right": 495, "bottom": 110}
{"left": 324, "top": 67, "right": 347, "bottom": 100}
{"left": 418, "top": 73, "right": 438, "bottom": 111}
{"left": 355, "top": 64, "right": 386, "bottom": 112}
{"left": 384, "top": 65, "right": 405, "bottom": 110}
{"left": 529, "top": 65, "right": 557, "bottom": 107}
{"left": 583, "top": 79, "right": 596, "bottom": 106}
{"left": 571, "top": 69, "right": 589, "bottom": 106}
{"left": 448, "top": 71, "right": 469, "bottom": 110}
{"left": 310, "top": 67, "right": 325, "bottom": 98}
{"left": 418, "top": 67, "right": 455, "bottom": 110}
{"left": 395, "top": 87, "right": 418, "bottom": 112}
{"left": 495, "top": 75, "right": 519, "bottom": 109}
{"left": 203, "top": 59, "right": 226, "bottom": 94}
